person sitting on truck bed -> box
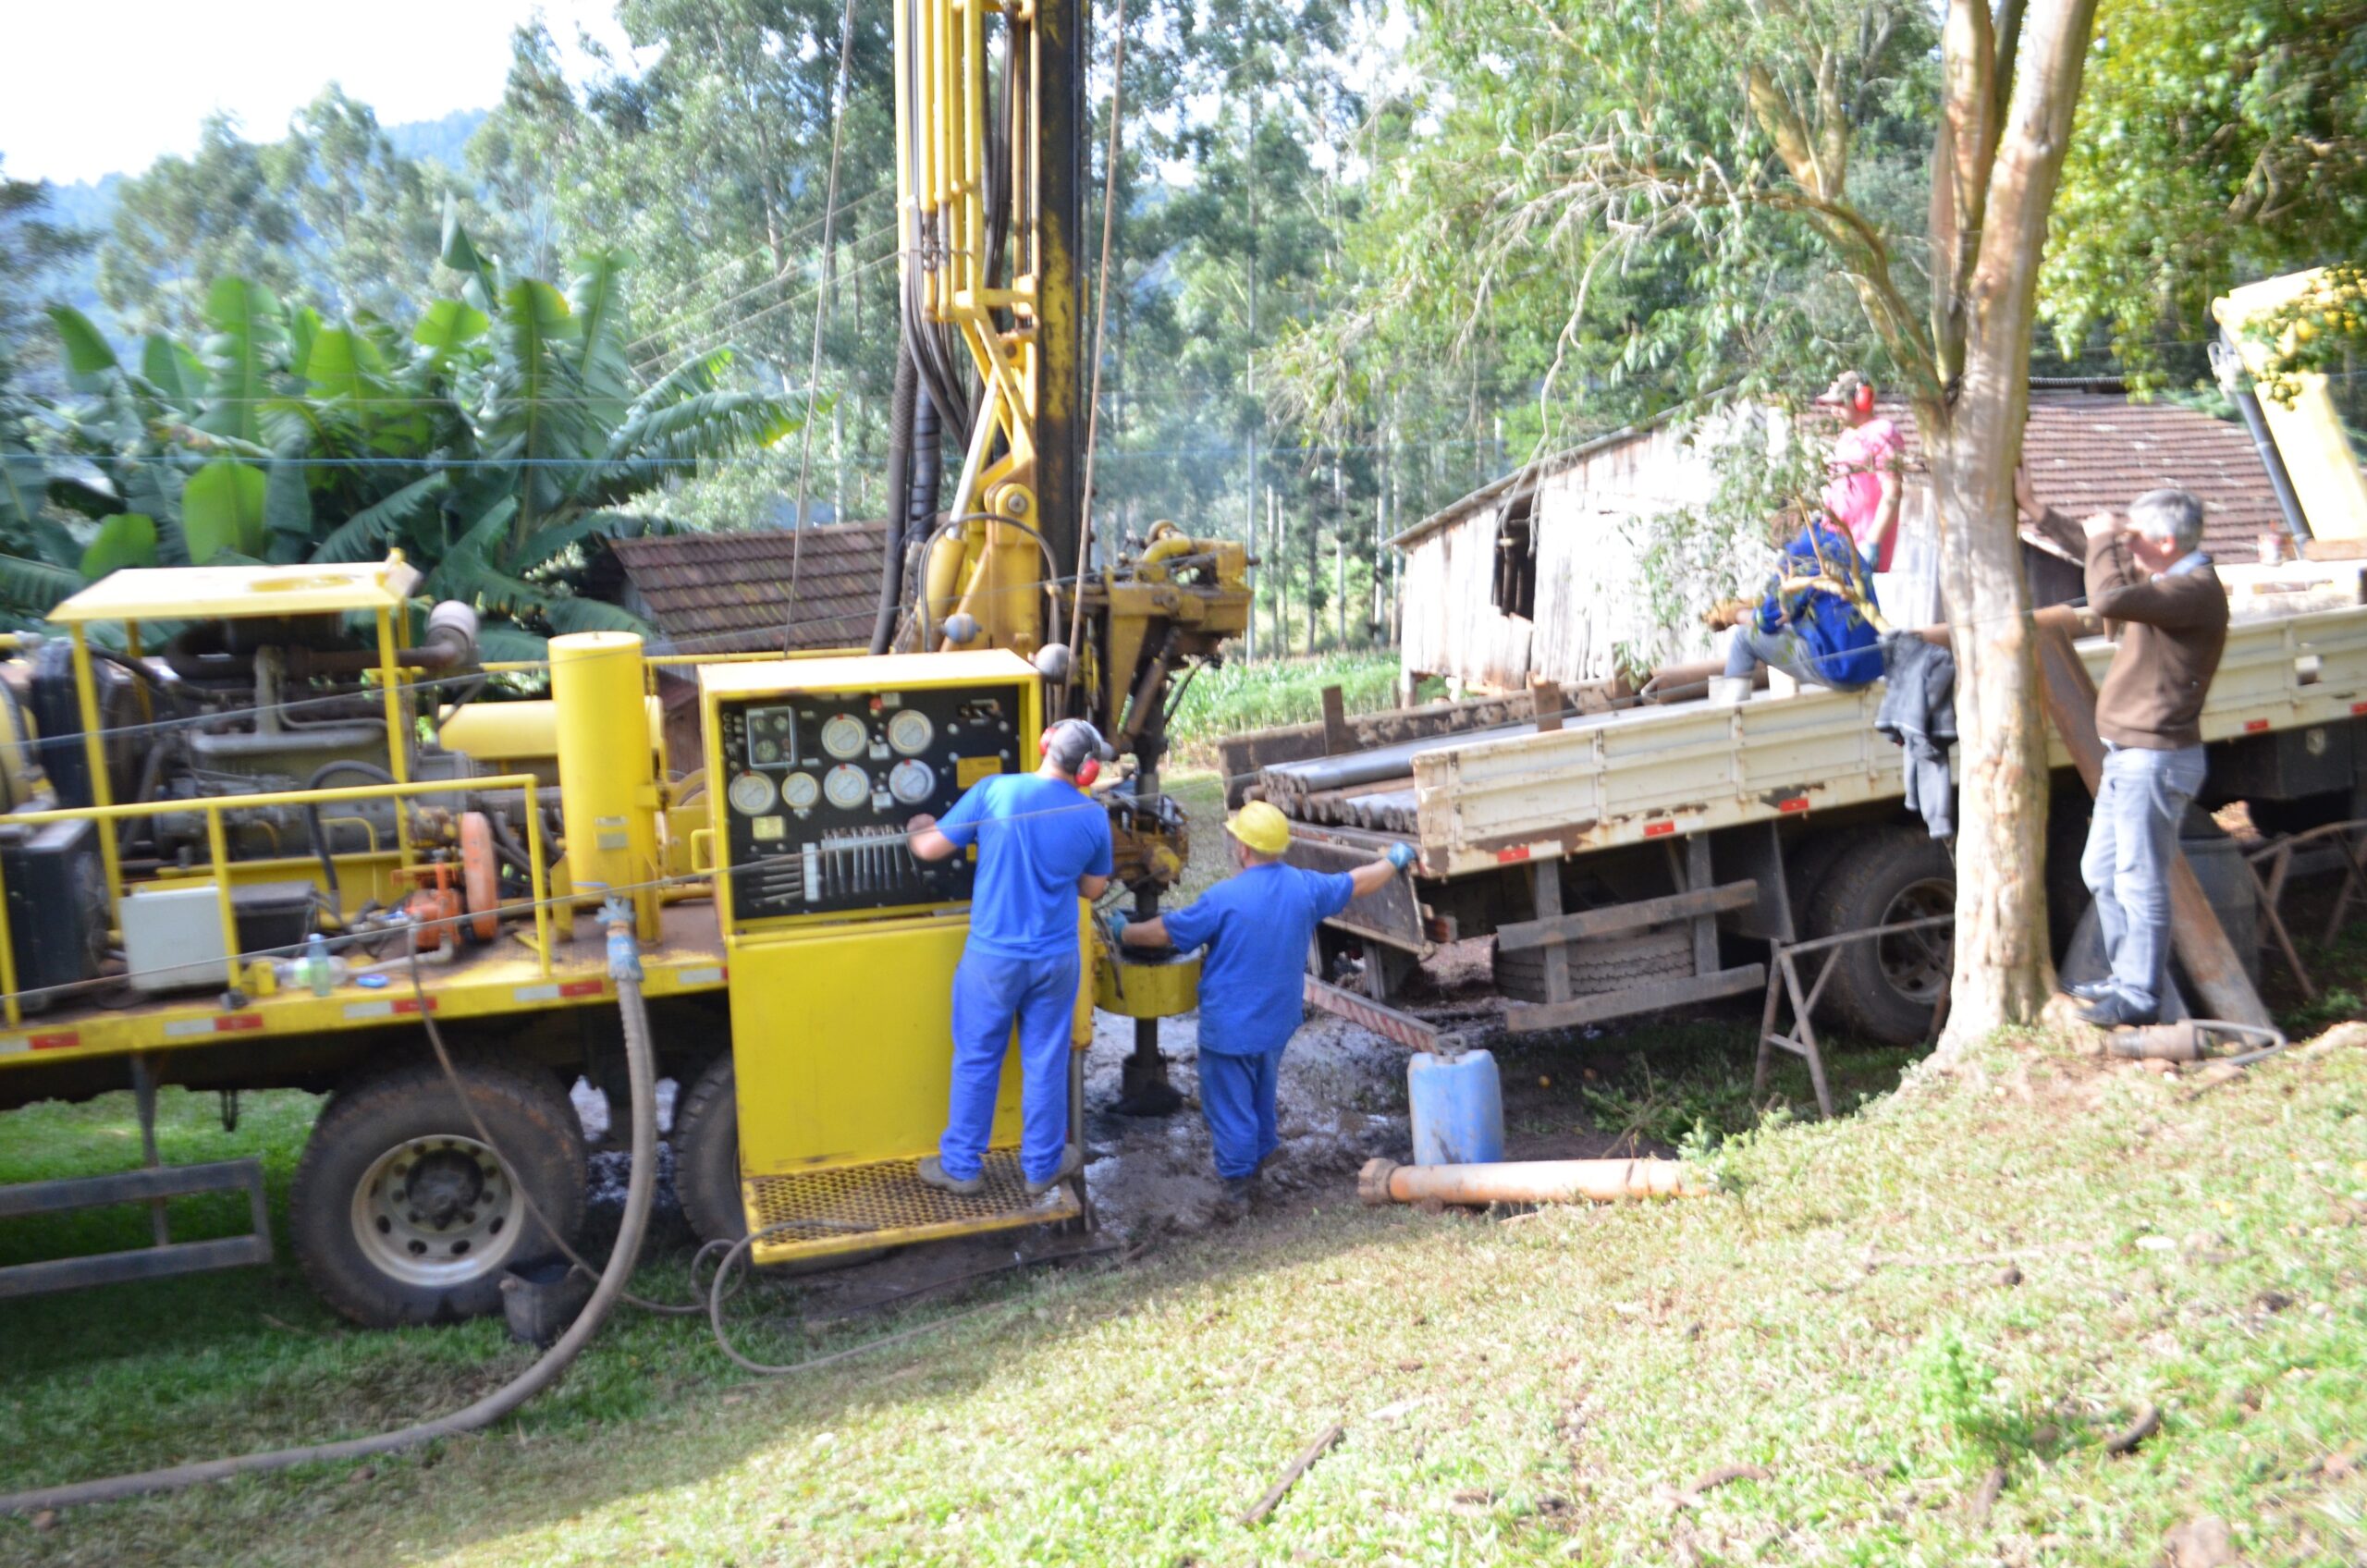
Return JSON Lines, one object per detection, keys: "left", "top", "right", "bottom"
{"left": 2067, "top": 487, "right": 2228, "bottom": 1029}
{"left": 1112, "top": 801, "right": 1413, "bottom": 1221}
{"left": 1716, "top": 513, "right": 1885, "bottom": 692}
{"left": 906, "top": 719, "right": 1115, "bottom": 1201}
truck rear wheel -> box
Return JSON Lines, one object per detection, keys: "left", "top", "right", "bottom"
{"left": 673, "top": 1052, "right": 746, "bottom": 1246}
{"left": 1802, "top": 828, "right": 1955, "bottom": 1047}
{"left": 291, "top": 1054, "right": 585, "bottom": 1328}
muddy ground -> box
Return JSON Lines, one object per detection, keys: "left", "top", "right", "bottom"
{"left": 571, "top": 932, "right": 1686, "bottom": 1336}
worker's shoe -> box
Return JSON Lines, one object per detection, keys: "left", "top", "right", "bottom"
{"left": 1212, "top": 1174, "right": 1255, "bottom": 1225}
{"left": 2077, "top": 992, "right": 2158, "bottom": 1030}
{"left": 915, "top": 1156, "right": 984, "bottom": 1197}
{"left": 2063, "top": 978, "right": 2119, "bottom": 1003}
{"left": 1024, "top": 1145, "right": 1083, "bottom": 1199}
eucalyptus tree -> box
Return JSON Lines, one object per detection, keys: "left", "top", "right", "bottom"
{"left": 1286, "top": 0, "right": 2111, "bottom": 1045}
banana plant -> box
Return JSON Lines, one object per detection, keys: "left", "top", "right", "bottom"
{"left": 2, "top": 220, "right": 802, "bottom": 655}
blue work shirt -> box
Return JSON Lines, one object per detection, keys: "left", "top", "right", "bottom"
{"left": 937, "top": 773, "right": 1114, "bottom": 962}
{"left": 1754, "top": 521, "right": 1883, "bottom": 689}
{"left": 1159, "top": 862, "right": 1356, "bottom": 1057}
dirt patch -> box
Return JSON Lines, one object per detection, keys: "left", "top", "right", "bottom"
{"left": 1081, "top": 1008, "right": 1411, "bottom": 1235}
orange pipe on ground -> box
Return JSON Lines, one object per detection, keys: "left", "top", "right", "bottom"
{"left": 1357, "top": 1157, "right": 1713, "bottom": 1207}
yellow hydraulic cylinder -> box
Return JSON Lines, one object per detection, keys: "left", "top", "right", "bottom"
{"left": 550, "top": 631, "right": 661, "bottom": 940}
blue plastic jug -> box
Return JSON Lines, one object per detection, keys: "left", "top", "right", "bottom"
{"left": 1407, "top": 1048, "right": 1503, "bottom": 1166}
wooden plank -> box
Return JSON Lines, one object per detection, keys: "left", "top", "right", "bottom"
{"left": 1686, "top": 834, "right": 1719, "bottom": 979}
{"left": 1503, "top": 964, "right": 1766, "bottom": 1034}
{"left": 1496, "top": 881, "right": 1758, "bottom": 952}
{"left": 1320, "top": 684, "right": 1352, "bottom": 754}
{"left": 1530, "top": 677, "right": 1564, "bottom": 733}
{"left": 1532, "top": 862, "right": 1571, "bottom": 1002}
{"left": 2034, "top": 621, "right": 2271, "bottom": 1028}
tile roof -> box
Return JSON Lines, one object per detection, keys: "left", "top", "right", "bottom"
{"left": 607, "top": 525, "right": 887, "bottom": 654}
{"left": 1872, "top": 390, "right": 2285, "bottom": 556}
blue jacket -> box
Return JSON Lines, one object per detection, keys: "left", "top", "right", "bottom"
{"left": 1756, "top": 521, "right": 1883, "bottom": 689}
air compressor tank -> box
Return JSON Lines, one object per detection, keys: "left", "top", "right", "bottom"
{"left": 549, "top": 632, "right": 660, "bottom": 940}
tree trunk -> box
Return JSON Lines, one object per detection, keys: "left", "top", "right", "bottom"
{"left": 1923, "top": 0, "right": 2103, "bottom": 1057}
{"left": 1925, "top": 409, "right": 2054, "bottom": 1052}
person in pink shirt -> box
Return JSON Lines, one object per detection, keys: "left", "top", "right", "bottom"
{"left": 1817, "top": 372, "right": 1905, "bottom": 572}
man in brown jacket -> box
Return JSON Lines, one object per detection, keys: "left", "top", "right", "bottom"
{"left": 2070, "top": 487, "right": 2228, "bottom": 1026}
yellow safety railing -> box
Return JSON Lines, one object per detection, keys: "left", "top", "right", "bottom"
{"left": 0, "top": 774, "right": 554, "bottom": 1029}
{"left": 479, "top": 647, "right": 865, "bottom": 691}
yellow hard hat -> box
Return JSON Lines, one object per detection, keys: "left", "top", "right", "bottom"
{"left": 1225, "top": 800, "right": 1292, "bottom": 856}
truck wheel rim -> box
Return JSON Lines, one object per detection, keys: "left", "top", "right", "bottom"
{"left": 351, "top": 1134, "right": 523, "bottom": 1288}
{"left": 1877, "top": 878, "right": 1955, "bottom": 1002}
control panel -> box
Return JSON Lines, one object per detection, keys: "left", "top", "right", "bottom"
{"left": 714, "top": 680, "right": 1025, "bottom": 921}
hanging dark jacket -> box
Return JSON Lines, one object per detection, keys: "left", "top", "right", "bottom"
{"left": 1876, "top": 632, "right": 1957, "bottom": 839}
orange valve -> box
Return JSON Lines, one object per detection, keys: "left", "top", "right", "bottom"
{"left": 460, "top": 812, "right": 500, "bottom": 942}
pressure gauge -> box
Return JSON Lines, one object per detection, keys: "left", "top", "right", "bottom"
{"left": 887, "top": 757, "right": 937, "bottom": 805}
{"left": 753, "top": 739, "right": 780, "bottom": 765}
{"left": 727, "top": 771, "right": 777, "bottom": 816}
{"left": 779, "top": 771, "right": 819, "bottom": 811}
{"left": 887, "top": 708, "right": 935, "bottom": 756}
{"left": 822, "top": 763, "right": 870, "bottom": 810}
{"left": 819, "top": 713, "right": 869, "bottom": 760}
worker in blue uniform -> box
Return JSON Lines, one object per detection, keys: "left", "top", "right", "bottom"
{"left": 1115, "top": 800, "right": 1414, "bottom": 1218}
{"left": 907, "top": 718, "right": 1115, "bottom": 1200}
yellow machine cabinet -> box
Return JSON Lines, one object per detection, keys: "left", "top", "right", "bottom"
{"left": 699, "top": 652, "right": 1086, "bottom": 1263}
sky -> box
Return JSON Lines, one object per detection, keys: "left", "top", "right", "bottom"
{"left": 0, "top": 0, "right": 633, "bottom": 187}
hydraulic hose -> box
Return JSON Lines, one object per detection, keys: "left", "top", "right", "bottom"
{"left": 872, "top": 350, "right": 924, "bottom": 655}
{"left": 302, "top": 759, "right": 399, "bottom": 911}
{"left": 0, "top": 902, "right": 660, "bottom": 1517}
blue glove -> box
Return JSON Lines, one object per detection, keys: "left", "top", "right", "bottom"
{"left": 1385, "top": 841, "right": 1416, "bottom": 872}
{"left": 1105, "top": 910, "right": 1131, "bottom": 942}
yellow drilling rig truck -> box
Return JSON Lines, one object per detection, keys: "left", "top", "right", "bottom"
{"left": 0, "top": 0, "right": 1251, "bottom": 1327}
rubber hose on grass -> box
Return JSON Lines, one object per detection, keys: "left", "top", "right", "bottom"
{"left": 0, "top": 908, "right": 661, "bottom": 1516}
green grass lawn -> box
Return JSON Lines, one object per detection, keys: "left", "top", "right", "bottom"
{"left": 2, "top": 809, "right": 2363, "bottom": 1562}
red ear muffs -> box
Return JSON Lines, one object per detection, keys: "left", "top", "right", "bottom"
{"left": 1854, "top": 378, "right": 1875, "bottom": 415}
{"left": 1040, "top": 726, "right": 1101, "bottom": 788}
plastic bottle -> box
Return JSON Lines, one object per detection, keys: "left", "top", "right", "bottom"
{"left": 1407, "top": 1047, "right": 1504, "bottom": 1167}
{"left": 304, "top": 932, "right": 334, "bottom": 998}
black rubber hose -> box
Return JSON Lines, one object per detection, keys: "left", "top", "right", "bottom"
{"left": 0, "top": 923, "right": 661, "bottom": 1516}
{"left": 300, "top": 760, "right": 398, "bottom": 910}
{"left": 871, "top": 350, "right": 922, "bottom": 655}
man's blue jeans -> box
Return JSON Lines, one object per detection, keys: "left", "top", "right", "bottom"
{"left": 1726, "top": 624, "right": 1833, "bottom": 689}
{"left": 940, "top": 947, "right": 1078, "bottom": 1184}
{"left": 1198, "top": 1048, "right": 1282, "bottom": 1180}
{"left": 2079, "top": 743, "right": 2208, "bottom": 1012}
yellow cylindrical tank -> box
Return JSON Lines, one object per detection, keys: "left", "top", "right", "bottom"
{"left": 436, "top": 697, "right": 665, "bottom": 784}
{"left": 549, "top": 632, "right": 660, "bottom": 940}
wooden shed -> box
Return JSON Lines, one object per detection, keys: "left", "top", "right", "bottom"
{"left": 1389, "top": 389, "right": 2293, "bottom": 693}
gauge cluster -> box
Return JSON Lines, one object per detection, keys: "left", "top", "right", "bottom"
{"left": 715, "top": 682, "right": 1023, "bottom": 919}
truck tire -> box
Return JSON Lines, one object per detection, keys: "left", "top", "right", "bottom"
{"left": 291, "top": 1053, "right": 585, "bottom": 1328}
{"left": 1802, "top": 828, "right": 1955, "bottom": 1047}
{"left": 672, "top": 1052, "right": 745, "bottom": 1245}
{"left": 673, "top": 1053, "right": 889, "bottom": 1271}
{"left": 1493, "top": 925, "right": 1693, "bottom": 1003}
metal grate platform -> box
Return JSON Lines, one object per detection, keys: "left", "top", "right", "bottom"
{"left": 744, "top": 1149, "right": 1081, "bottom": 1265}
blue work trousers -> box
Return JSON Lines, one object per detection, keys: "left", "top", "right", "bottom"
{"left": 1198, "top": 1048, "right": 1282, "bottom": 1181}
{"left": 2080, "top": 743, "right": 2208, "bottom": 1012}
{"left": 940, "top": 948, "right": 1079, "bottom": 1184}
